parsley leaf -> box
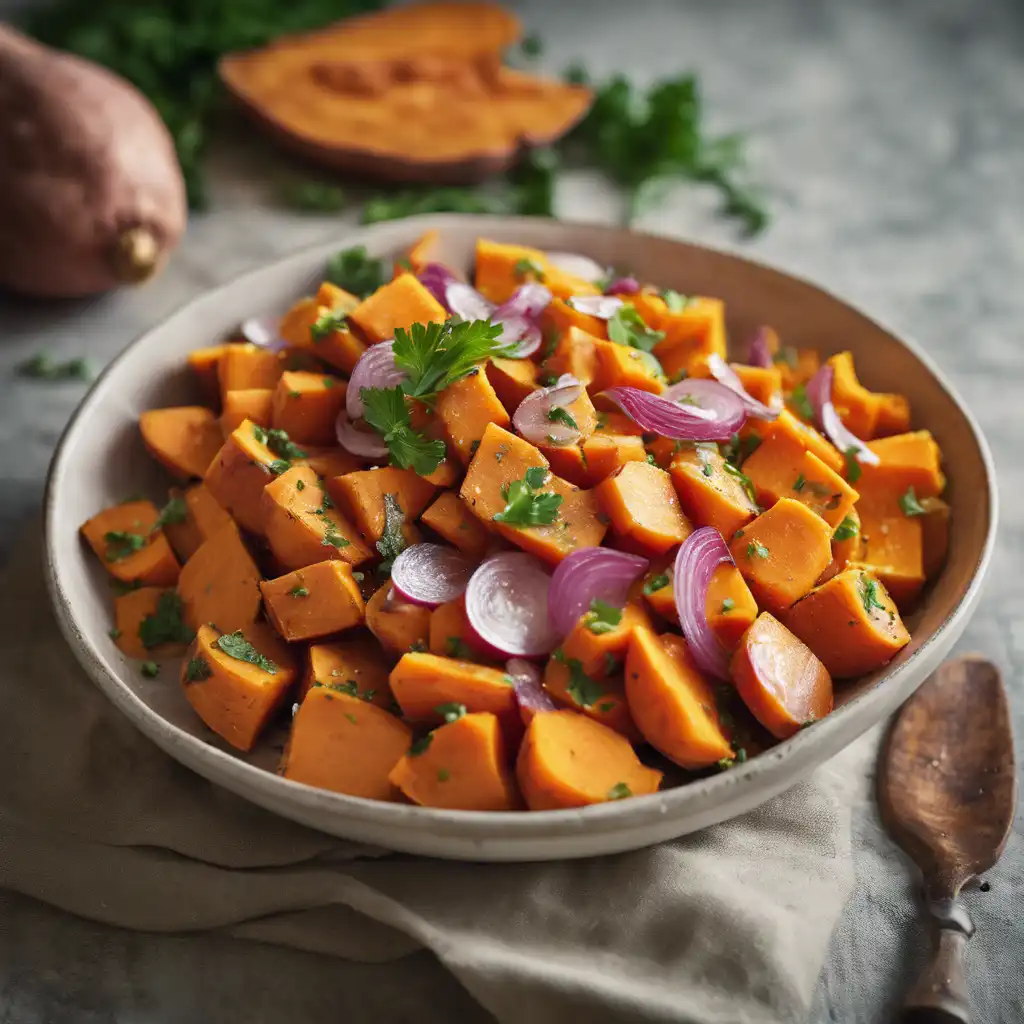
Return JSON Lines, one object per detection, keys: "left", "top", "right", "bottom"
{"left": 360, "top": 386, "right": 446, "bottom": 477}
{"left": 152, "top": 496, "right": 187, "bottom": 532}
{"left": 514, "top": 257, "right": 546, "bottom": 281}
{"left": 434, "top": 702, "right": 467, "bottom": 724}
{"left": 16, "top": 353, "right": 92, "bottom": 381}
{"left": 585, "top": 600, "right": 623, "bottom": 635}
{"left": 214, "top": 631, "right": 278, "bottom": 674}
{"left": 858, "top": 575, "right": 887, "bottom": 615}
{"left": 322, "top": 523, "right": 350, "bottom": 549}
{"left": 746, "top": 541, "right": 770, "bottom": 560}
{"left": 446, "top": 636, "right": 473, "bottom": 659}
{"left": 789, "top": 384, "right": 815, "bottom": 421}
{"left": 409, "top": 734, "right": 433, "bottom": 757}
{"left": 843, "top": 446, "right": 863, "bottom": 485}
{"left": 607, "top": 782, "right": 632, "bottom": 800}
{"left": 104, "top": 530, "right": 146, "bottom": 562}
{"left": 310, "top": 309, "right": 348, "bottom": 342}
{"left": 793, "top": 473, "right": 806, "bottom": 493}
{"left": 661, "top": 290, "right": 691, "bottom": 313}
{"left": 325, "top": 245, "right": 384, "bottom": 298}
{"left": 562, "top": 656, "right": 605, "bottom": 709}
{"left": 607, "top": 305, "right": 665, "bottom": 353}
{"left": 393, "top": 319, "right": 511, "bottom": 400}
{"left": 141, "top": 661, "right": 160, "bottom": 678}
{"left": 493, "top": 467, "right": 563, "bottom": 526}
{"left": 184, "top": 656, "right": 212, "bottom": 683}
{"left": 717, "top": 747, "right": 749, "bottom": 770}
{"left": 547, "top": 406, "right": 578, "bottom": 430}
{"left": 723, "top": 461, "right": 758, "bottom": 506}
{"left": 833, "top": 515, "right": 859, "bottom": 542}
{"left": 252, "top": 424, "right": 306, "bottom": 463}
{"left": 376, "top": 494, "right": 407, "bottom": 571}
{"left": 643, "top": 573, "right": 670, "bottom": 596}
{"left": 899, "top": 486, "right": 927, "bottom": 517}
{"left": 138, "top": 592, "right": 194, "bottom": 649}
{"left": 289, "top": 586, "right": 310, "bottom": 597}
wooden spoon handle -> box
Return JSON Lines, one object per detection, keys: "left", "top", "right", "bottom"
{"left": 902, "top": 898, "right": 973, "bottom": 1024}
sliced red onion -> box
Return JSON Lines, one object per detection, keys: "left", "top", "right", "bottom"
{"left": 417, "top": 263, "right": 461, "bottom": 310}
{"left": 465, "top": 552, "right": 559, "bottom": 658}
{"left": 335, "top": 411, "right": 388, "bottom": 459}
{"left": 567, "top": 295, "right": 624, "bottom": 320}
{"left": 674, "top": 528, "right": 734, "bottom": 680}
{"left": 605, "top": 385, "right": 745, "bottom": 441}
{"left": 240, "top": 316, "right": 288, "bottom": 353}
{"left": 506, "top": 658, "right": 557, "bottom": 718}
{"left": 806, "top": 365, "right": 880, "bottom": 466}
{"left": 707, "top": 354, "right": 780, "bottom": 421}
{"left": 446, "top": 281, "right": 495, "bottom": 323}
{"left": 547, "top": 547, "right": 649, "bottom": 638}
{"left": 390, "top": 543, "right": 476, "bottom": 608}
{"left": 346, "top": 340, "right": 406, "bottom": 419}
{"left": 494, "top": 283, "right": 552, "bottom": 320}
{"left": 544, "top": 251, "right": 607, "bottom": 284}
{"left": 604, "top": 276, "right": 640, "bottom": 296}
{"left": 512, "top": 374, "right": 584, "bottom": 446}
{"left": 495, "top": 316, "right": 542, "bottom": 358}
{"left": 748, "top": 327, "right": 773, "bottom": 368}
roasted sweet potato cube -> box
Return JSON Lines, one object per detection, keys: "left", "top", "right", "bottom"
{"left": 261, "top": 560, "right": 365, "bottom": 641}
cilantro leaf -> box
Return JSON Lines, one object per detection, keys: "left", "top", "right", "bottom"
{"left": 360, "top": 386, "right": 446, "bottom": 477}
{"left": 607, "top": 305, "right": 665, "bottom": 353}
{"left": 322, "top": 523, "right": 350, "bottom": 549}
{"left": 793, "top": 473, "right": 806, "bottom": 493}
{"left": 899, "top": 486, "right": 927, "bottom": 517}
{"left": 152, "top": 496, "right": 187, "bottom": 532}
{"left": 214, "top": 631, "right": 278, "bottom": 674}
{"left": 392, "top": 319, "right": 511, "bottom": 400}
{"left": 585, "top": 600, "right": 623, "bottom": 635}
{"left": 325, "top": 245, "right": 384, "bottom": 298}
{"left": 493, "top": 468, "right": 563, "bottom": 527}
{"left": 434, "top": 702, "right": 467, "bottom": 724}
{"left": 138, "top": 592, "right": 194, "bottom": 649}
{"left": 104, "top": 530, "right": 146, "bottom": 562}
{"left": 833, "top": 515, "right": 859, "bottom": 542}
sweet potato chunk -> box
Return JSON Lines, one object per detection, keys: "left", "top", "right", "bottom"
{"left": 217, "top": 343, "right": 283, "bottom": 403}
{"left": 705, "top": 564, "right": 758, "bottom": 651}
{"left": 589, "top": 339, "right": 665, "bottom": 396}
{"left": 517, "top": 710, "right": 662, "bottom": 810}
{"left": 436, "top": 369, "right": 511, "bottom": 464}
{"left": 221, "top": 389, "right": 274, "bottom": 433}
{"left": 182, "top": 622, "right": 297, "bottom": 751}
{"left": 140, "top": 407, "right": 224, "bottom": 480}
{"left": 670, "top": 447, "right": 758, "bottom": 540}
{"left": 625, "top": 627, "right": 733, "bottom": 769}
{"left": 486, "top": 356, "right": 538, "bottom": 414}
{"left": 597, "top": 461, "right": 693, "bottom": 555}
{"left": 389, "top": 651, "right": 516, "bottom": 724}
{"left": 187, "top": 345, "right": 229, "bottom": 404}
{"left": 328, "top": 466, "right": 436, "bottom": 545}
{"left": 541, "top": 324, "right": 601, "bottom": 386}
{"left": 113, "top": 587, "right": 188, "bottom": 661}
{"left": 862, "top": 430, "right": 945, "bottom": 500}
{"left": 543, "top": 656, "right": 638, "bottom": 742}
{"left": 730, "top": 612, "right": 833, "bottom": 739}
{"left": 420, "top": 490, "right": 491, "bottom": 556}
{"left": 827, "top": 351, "right": 882, "bottom": 439}
{"left": 428, "top": 599, "right": 479, "bottom": 660}
{"left": 270, "top": 371, "right": 347, "bottom": 446}
{"left": 759, "top": 409, "right": 844, "bottom": 475}
{"left": 261, "top": 560, "right": 365, "bottom": 641}
{"left": 365, "top": 583, "right": 430, "bottom": 656}
{"left": 280, "top": 292, "right": 367, "bottom": 374}
{"left": 348, "top": 275, "right": 447, "bottom": 344}
{"left": 389, "top": 712, "right": 520, "bottom": 811}
{"left": 80, "top": 500, "right": 180, "bottom": 587}
{"left": 301, "top": 639, "right": 393, "bottom": 705}
{"left": 785, "top": 569, "right": 910, "bottom": 678}
{"left": 648, "top": 295, "right": 727, "bottom": 380}
{"left": 282, "top": 686, "right": 410, "bottom": 800}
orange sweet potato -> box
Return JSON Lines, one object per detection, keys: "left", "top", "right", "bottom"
{"left": 625, "top": 627, "right": 733, "bottom": 769}
{"left": 486, "top": 356, "right": 538, "bottom": 414}
{"left": 301, "top": 639, "right": 393, "bottom": 705}
{"left": 140, "top": 406, "right": 224, "bottom": 480}
{"left": 760, "top": 409, "right": 844, "bottom": 475}
{"left": 428, "top": 598, "right": 479, "bottom": 660}
{"left": 436, "top": 369, "right": 511, "bottom": 464}
{"left": 389, "top": 712, "right": 520, "bottom": 811}
{"left": 261, "top": 560, "right": 365, "bottom": 641}
{"left": 348, "top": 275, "right": 447, "bottom": 344}
{"left": 475, "top": 240, "right": 600, "bottom": 306}
{"left": 280, "top": 292, "right": 367, "bottom": 374}
{"left": 187, "top": 345, "right": 229, "bottom": 404}
{"left": 732, "top": 364, "right": 783, "bottom": 408}
{"left": 221, "top": 389, "right": 274, "bottom": 433}
{"left": 541, "top": 324, "right": 601, "bottom": 386}
{"left": 113, "top": 587, "right": 188, "bottom": 661}
{"left": 784, "top": 569, "right": 910, "bottom": 678}
{"left": 597, "top": 461, "right": 692, "bottom": 555}
{"left": 328, "top": 466, "right": 436, "bottom": 546}
{"left": 646, "top": 296, "right": 727, "bottom": 381}
{"left": 920, "top": 497, "right": 950, "bottom": 580}
{"left": 281, "top": 686, "right": 410, "bottom": 800}
{"left": 217, "top": 343, "right": 283, "bottom": 403}
{"left": 705, "top": 564, "right": 758, "bottom": 651}
{"left": 298, "top": 447, "right": 365, "bottom": 480}
{"left": 80, "top": 500, "right": 180, "bottom": 586}
{"left": 160, "top": 488, "right": 203, "bottom": 563}
{"left": 861, "top": 430, "right": 945, "bottom": 501}
{"left": 728, "top": 498, "right": 833, "bottom": 615}
{"left": 874, "top": 392, "right": 912, "bottom": 437}
{"left": 177, "top": 520, "right": 262, "bottom": 634}
{"left": 827, "top": 351, "right": 881, "bottom": 439}
{"left": 543, "top": 652, "right": 639, "bottom": 742}
{"left": 517, "top": 710, "right": 662, "bottom": 810}
{"left": 670, "top": 446, "right": 758, "bottom": 540}
{"left": 182, "top": 622, "right": 297, "bottom": 751}
{"left": 589, "top": 339, "right": 665, "bottom": 396}
{"left": 365, "top": 583, "right": 431, "bottom": 656}
{"left": 420, "top": 490, "right": 491, "bottom": 556}
{"left": 730, "top": 612, "right": 833, "bottom": 739}
{"left": 270, "top": 371, "right": 347, "bottom": 446}
{"left": 389, "top": 651, "right": 516, "bottom": 724}
{"left": 544, "top": 432, "right": 648, "bottom": 489}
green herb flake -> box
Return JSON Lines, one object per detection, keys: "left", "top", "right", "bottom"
{"left": 322, "top": 524, "right": 351, "bottom": 549}
{"left": 138, "top": 592, "right": 194, "bottom": 649}
{"left": 858, "top": 575, "right": 887, "bottom": 616}
{"left": 493, "top": 467, "right": 563, "bottom": 527}
{"left": 607, "top": 782, "right": 632, "bottom": 800}
{"left": 434, "top": 702, "right": 467, "bottom": 724}
{"left": 793, "top": 473, "right": 807, "bottom": 493}
{"left": 268, "top": 459, "right": 291, "bottom": 477}
{"left": 310, "top": 309, "right": 348, "bottom": 342}
{"left": 514, "top": 257, "right": 546, "bottom": 281}
{"left": 140, "top": 661, "right": 160, "bottom": 678}
{"left": 843, "top": 446, "right": 863, "bottom": 485}
{"left": 723, "top": 461, "right": 758, "bottom": 506}
{"left": 289, "top": 585, "right": 310, "bottom": 598}
{"left": 325, "top": 245, "right": 384, "bottom": 298}
{"left": 375, "top": 493, "right": 407, "bottom": 574}
{"left": 184, "top": 656, "right": 212, "bottom": 683}
{"left": 746, "top": 541, "right": 770, "bottom": 560}
{"left": 151, "top": 496, "right": 187, "bottom": 532}
{"left": 409, "top": 734, "right": 434, "bottom": 757}
{"left": 437, "top": 768, "right": 451, "bottom": 782}
{"left": 279, "top": 180, "right": 346, "bottom": 213}
{"left": 214, "top": 631, "right": 278, "bottom": 674}
{"left": 16, "top": 353, "right": 92, "bottom": 381}
{"left": 789, "top": 384, "right": 815, "bottom": 421}
{"left": 296, "top": 479, "right": 306, "bottom": 492}
{"left": 409, "top": 639, "right": 427, "bottom": 653}
{"left": 520, "top": 32, "right": 543, "bottom": 57}
{"left": 110, "top": 578, "right": 142, "bottom": 596}
{"left": 607, "top": 305, "right": 665, "bottom": 353}
{"left": 603, "top": 654, "right": 621, "bottom": 677}
{"left": 661, "top": 290, "right": 691, "bottom": 313}
{"left": 643, "top": 573, "right": 670, "bottom": 596}
{"left": 585, "top": 599, "right": 623, "bottom": 635}
{"left": 598, "top": 701, "right": 616, "bottom": 713}
{"left": 108, "top": 627, "right": 122, "bottom": 640}
{"left": 103, "top": 530, "right": 146, "bottom": 562}
{"left": 445, "top": 636, "right": 472, "bottom": 659}
{"left": 564, "top": 657, "right": 605, "bottom": 709}
{"left": 721, "top": 598, "right": 736, "bottom": 613}
{"left": 899, "top": 486, "right": 927, "bottom": 517}
{"left": 547, "top": 406, "right": 578, "bottom": 430}
{"left": 833, "top": 515, "right": 860, "bottom": 542}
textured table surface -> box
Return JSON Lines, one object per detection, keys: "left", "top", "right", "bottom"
{"left": 2, "top": 0, "right": 1023, "bottom": 1020}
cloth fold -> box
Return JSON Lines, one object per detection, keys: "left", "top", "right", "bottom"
{"left": 0, "top": 530, "right": 855, "bottom": 1023}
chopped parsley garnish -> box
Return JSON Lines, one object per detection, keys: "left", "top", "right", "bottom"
{"left": 322, "top": 524, "right": 350, "bottom": 549}
{"left": 746, "top": 541, "right": 770, "bottom": 560}
{"left": 104, "top": 530, "right": 146, "bottom": 562}
{"left": 325, "top": 245, "right": 384, "bottom": 298}
{"left": 138, "top": 592, "right": 194, "bottom": 649}
{"left": 793, "top": 473, "right": 806, "bottom": 493}
{"left": 723, "top": 461, "right": 758, "bottom": 505}
{"left": 774, "top": 347, "right": 798, "bottom": 369}
{"left": 289, "top": 586, "right": 310, "bottom": 597}
{"left": 268, "top": 459, "right": 291, "bottom": 476}
{"left": 445, "top": 636, "right": 473, "bottom": 659}
{"left": 547, "top": 406, "right": 578, "bottom": 430}
{"left": 16, "top": 353, "right": 92, "bottom": 381}
{"left": 643, "top": 573, "right": 670, "bottom": 596}
{"left": 585, "top": 599, "right": 623, "bottom": 635}
{"left": 140, "top": 661, "right": 160, "bottom": 678}
{"left": 833, "top": 515, "right": 859, "bottom": 542}
{"left": 493, "top": 466, "right": 563, "bottom": 526}
{"left": 520, "top": 32, "right": 543, "bottom": 57}
{"left": 859, "top": 575, "right": 887, "bottom": 615}
{"left": 603, "top": 653, "right": 621, "bottom": 677}
{"left": 376, "top": 494, "right": 407, "bottom": 573}
{"left": 409, "top": 734, "right": 433, "bottom": 757}
{"left": 184, "top": 656, "right": 212, "bottom": 683}
{"left": 721, "top": 598, "right": 736, "bottom": 613}
{"left": 110, "top": 578, "right": 142, "bottom": 596}
{"left": 317, "top": 679, "right": 375, "bottom": 702}
{"left": 252, "top": 424, "right": 306, "bottom": 464}
{"left": 152, "top": 496, "right": 187, "bottom": 531}
{"left": 309, "top": 309, "right": 348, "bottom": 342}
{"left": 296, "top": 479, "right": 306, "bottom": 491}
{"left": 899, "top": 486, "right": 927, "bottom": 517}
{"left": 717, "top": 747, "right": 748, "bottom": 770}
{"left": 607, "top": 305, "right": 665, "bottom": 353}
{"left": 434, "top": 702, "right": 467, "bottom": 724}
{"left": 513, "top": 257, "right": 546, "bottom": 281}
{"left": 554, "top": 650, "right": 605, "bottom": 708}
{"left": 661, "top": 290, "right": 691, "bottom": 313}
{"left": 437, "top": 768, "right": 451, "bottom": 782}
{"left": 360, "top": 385, "right": 447, "bottom": 477}
{"left": 789, "top": 384, "right": 815, "bottom": 421}
{"left": 843, "top": 446, "right": 863, "bottom": 485}
{"left": 214, "top": 631, "right": 278, "bottom": 674}
{"left": 607, "top": 782, "right": 632, "bottom": 800}
{"left": 108, "top": 627, "right": 122, "bottom": 640}
{"left": 721, "top": 432, "right": 761, "bottom": 467}
{"left": 408, "top": 639, "right": 428, "bottom": 653}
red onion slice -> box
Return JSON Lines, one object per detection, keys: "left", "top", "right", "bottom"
{"left": 604, "top": 276, "right": 640, "bottom": 296}
{"left": 346, "top": 340, "right": 406, "bottom": 419}
{"left": 494, "top": 283, "right": 553, "bottom": 320}
{"left": 674, "top": 527, "right": 734, "bottom": 680}
{"left": 748, "top": 327, "right": 773, "bottom": 368}
{"left": 806, "top": 365, "right": 879, "bottom": 466}
{"left": 241, "top": 317, "right": 288, "bottom": 353}
{"left": 335, "top": 411, "right": 388, "bottom": 459}
{"left": 547, "top": 547, "right": 649, "bottom": 637}
{"left": 512, "top": 373, "right": 584, "bottom": 446}
{"left": 499, "top": 319, "right": 543, "bottom": 358}
{"left": 604, "top": 385, "right": 745, "bottom": 441}
{"left": 567, "top": 295, "right": 625, "bottom": 320}
{"left": 417, "top": 263, "right": 461, "bottom": 310}
{"left": 545, "top": 251, "right": 607, "bottom": 284}
{"left": 465, "top": 552, "right": 559, "bottom": 658}
{"left": 446, "top": 281, "right": 495, "bottom": 323}
{"left": 506, "top": 657, "right": 558, "bottom": 719}
{"left": 390, "top": 543, "right": 476, "bottom": 608}
{"left": 707, "top": 354, "right": 780, "bottom": 421}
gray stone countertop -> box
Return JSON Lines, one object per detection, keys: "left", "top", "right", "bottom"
{"left": 1, "top": 0, "right": 1023, "bottom": 1020}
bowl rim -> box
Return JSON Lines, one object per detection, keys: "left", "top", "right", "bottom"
{"left": 43, "top": 213, "right": 999, "bottom": 842}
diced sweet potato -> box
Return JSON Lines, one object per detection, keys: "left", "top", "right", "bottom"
{"left": 80, "top": 500, "right": 180, "bottom": 586}
{"left": 861, "top": 431, "right": 945, "bottom": 501}
{"left": 541, "top": 324, "right": 601, "bottom": 387}
{"left": 302, "top": 639, "right": 392, "bottom": 705}
{"left": 543, "top": 657, "right": 639, "bottom": 742}
{"left": 365, "top": 583, "right": 430, "bottom": 656}
{"left": 597, "top": 461, "right": 692, "bottom": 555}
{"left": 436, "top": 369, "right": 511, "bottom": 464}
{"left": 420, "top": 490, "right": 491, "bottom": 556}
{"left": 217, "top": 343, "right": 283, "bottom": 404}
{"left": 705, "top": 564, "right": 758, "bottom": 651}
{"left": 327, "top": 466, "right": 436, "bottom": 545}
{"left": 221, "top": 389, "right": 274, "bottom": 433}
{"left": 649, "top": 296, "right": 727, "bottom": 380}
{"left": 270, "top": 371, "right": 348, "bottom": 446}
{"left": 589, "top": 339, "right": 665, "bottom": 395}
{"left": 486, "top": 357, "right": 538, "bottom": 414}
{"left": 140, "top": 406, "right": 225, "bottom": 481}
{"left": 389, "top": 651, "right": 516, "bottom": 724}
{"left": 759, "top": 409, "right": 844, "bottom": 475}
{"left": 920, "top": 497, "right": 950, "bottom": 580}
{"left": 348, "top": 275, "right": 447, "bottom": 344}
{"left": 428, "top": 599, "right": 479, "bottom": 660}
{"left": 873, "top": 393, "right": 912, "bottom": 437}
{"left": 732, "top": 364, "right": 783, "bottom": 408}
{"left": 297, "top": 447, "right": 365, "bottom": 480}
{"left": 261, "top": 560, "right": 365, "bottom": 641}
{"left": 187, "top": 344, "right": 229, "bottom": 404}
{"left": 475, "top": 240, "right": 599, "bottom": 305}
{"left": 670, "top": 447, "right": 758, "bottom": 540}
{"left": 828, "top": 351, "right": 881, "bottom": 439}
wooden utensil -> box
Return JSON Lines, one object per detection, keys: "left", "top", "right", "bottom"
{"left": 879, "top": 655, "right": 1017, "bottom": 1023}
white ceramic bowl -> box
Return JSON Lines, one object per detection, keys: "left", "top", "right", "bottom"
{"left": 44, "top": 215, "right": 997, "bottom": 861}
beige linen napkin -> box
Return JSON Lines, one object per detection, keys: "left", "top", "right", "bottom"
{"left": 0, "top": 530, "right": 855, "bottom": 1024}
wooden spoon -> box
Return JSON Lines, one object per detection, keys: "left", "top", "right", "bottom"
{"left": 879, "top": 655, "right": 1017, "bottom": 1023}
